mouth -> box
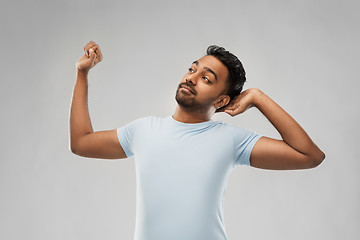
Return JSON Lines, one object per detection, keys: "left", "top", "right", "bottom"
{"left": 180, "top": 85, "right": 195, "bottom": 95}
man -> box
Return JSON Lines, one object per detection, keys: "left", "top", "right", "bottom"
{"left": 70, "top": 41, "right": 325, "bottom": 240}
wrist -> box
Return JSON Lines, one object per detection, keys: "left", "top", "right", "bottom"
{"left": 76, "top": 69, "right": 89, "bottom": 84}
{"left": 249, "top": 88, "right": 264, "bottom": 107}
{"left": 76, "top": 68, "right": 89, "bottom": 75}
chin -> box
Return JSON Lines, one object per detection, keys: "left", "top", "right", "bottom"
{"left": 175, "top": 96, "right": 193, "bottom": 108}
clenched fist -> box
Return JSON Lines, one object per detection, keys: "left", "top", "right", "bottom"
{"left": 76, "top": 41, "right": 103, "bottom": 72}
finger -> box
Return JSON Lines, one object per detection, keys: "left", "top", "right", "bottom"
{"left": 84, "top": 41, "right": 97, "bottom": 57}
{"left": 83, "top": 42, "right": 93, "bottom": 56}
{"left": 89, "top": 46, "right": 97, "bottom": 58}
{"left": 226, "top": 101, "right": 237, "bottom": 109}
{"left": 224, "top": 109, "right": 236, "bottom": 116}
{"left": 87, "top": 41, "right": 96, "bottom": 48}
{"left": 89, "top": 46, "right": 101, "bottom": 64}
{"left": 88, "top": 48, "right": 97, "bottom": 64}
{"left": 91, "top": 44, "right": 103, "bottom": 62}
{"left": 222, "top": 105, "right": 237, "bottom": 112}
{"left": 225, "top": 104, "right": 242, "bottom": 115}
{"left": 217, "top": 103, "right": 234, "bottom": 112}
{"left": 95, "top": 46, "right": 103, "bottom": 62}
{"left": 224, "top": 101, "right": 236, "bottom": 109}
{"left": 226, "top": 109, "right": 243, "bottom": 116}
{"left": 90, "top": 44, "right": 98, "bottom": 50}
{"left": 87, "top": 43, "right": 97, "bottom": 56}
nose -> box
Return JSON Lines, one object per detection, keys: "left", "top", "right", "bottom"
{"left": 186, "top": 75, "right": 197, "bottom": 85}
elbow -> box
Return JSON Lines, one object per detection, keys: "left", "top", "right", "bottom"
{"left": 70, "top": 145, "right": 78, "bottom": 155}
{"left": 70, "top": 141, "right": 80, "bottom": 155}
{"left": 70, "top": 136, "right": 85, "bottom": 156}
{"left": 69, "top": 135, "right": 91, "bottom": 157}
{"left": 315, "top": 150, "right": 326, "bottom": 166}
{"left": 308, "top": 150, "right": 326, "bottom": 168}
{"left": 70, "top": 145, "right": 84, "bottom": 157}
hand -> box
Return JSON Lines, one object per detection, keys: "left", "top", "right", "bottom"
{"left": 76, "top": 41, "right": 103, "bottom": 72}
{"left": 217, "top": 88, "right": 260, "bottom": 117}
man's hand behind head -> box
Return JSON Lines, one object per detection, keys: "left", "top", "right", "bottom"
{"left": 215, "top": 88, "right": 258, "bottom": 116}
{"left": 76, "top": 41, "right": 103, "bottom": 72}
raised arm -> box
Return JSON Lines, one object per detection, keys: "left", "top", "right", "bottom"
{"left": 221, "top": 88, "right": 325, "bottom": 170}
{"left": 69, "top": 41, "right": 127, "bottom": 159}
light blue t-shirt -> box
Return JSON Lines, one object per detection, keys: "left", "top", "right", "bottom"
{"left": 117, "top": 115, "right": 262, "bottom": 240}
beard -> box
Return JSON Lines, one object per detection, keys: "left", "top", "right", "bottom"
{"left": 175, "top": 83, "right": 215, "bottom": 113}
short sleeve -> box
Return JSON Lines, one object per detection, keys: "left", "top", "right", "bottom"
{"left": 116, "top": 117, "right": 147, "bottom": 158}
{"left": 231, "top": 126, "right": 262, "bottom": 166}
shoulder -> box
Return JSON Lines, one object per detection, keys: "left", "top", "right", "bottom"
{"left": 216, "top": 121, "right": 248, "bottom": 131}
{"left": 218, "top": 121, "right": 261, "bottom": 139}
{"left": 118, "top": 116, "right": 153, "bottom": 131}
{"left": 128, "top": 115, "right": 155, "bottom": 124}
{"left": 124, "top": 115, "right": 169, "bottom": 128}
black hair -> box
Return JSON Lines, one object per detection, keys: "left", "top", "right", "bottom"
{"left": 206, "top": 45, "right": 246, "bottom": 105}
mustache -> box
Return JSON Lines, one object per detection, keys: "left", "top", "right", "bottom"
{"left": 178, "top": 82, "right": 196, "bottom": 95}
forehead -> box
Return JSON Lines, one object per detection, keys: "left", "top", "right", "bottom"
{"left": 195, "top": 55, "right": 228, "bottom": 83}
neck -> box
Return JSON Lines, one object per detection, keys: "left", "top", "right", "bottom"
{"left": 172, "top": 105, "right": 214, "bottom": 123}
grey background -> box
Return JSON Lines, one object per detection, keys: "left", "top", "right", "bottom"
{"left": 1, "top": 0, "right": 359, "bottom": 239}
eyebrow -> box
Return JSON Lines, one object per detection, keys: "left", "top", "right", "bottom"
{"left": 192, "top": 60, "right": 218, "bottom": 82}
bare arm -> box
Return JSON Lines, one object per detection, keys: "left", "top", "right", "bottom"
{"left": 69, "top": 41, "right": 127, "bottom": 159}
{"left": 221, "top": 88, "right": 325, "bottom": 170}
{"left": 69, "top": 69, "right": 93, "bottom": 148}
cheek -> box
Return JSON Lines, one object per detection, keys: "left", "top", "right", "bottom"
{"left": 197, "top": 84, "right": 219, "bottom": 97}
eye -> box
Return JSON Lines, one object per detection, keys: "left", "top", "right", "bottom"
{"left": 188, "top": 67, "right": 195, "bottom": 73}
{"left": 203, "top": 76, "right": 210, "bottom": 83}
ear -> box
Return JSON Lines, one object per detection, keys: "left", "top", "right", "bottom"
{"left": 214, "top": 95, "right": 231, "bottom": 110}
